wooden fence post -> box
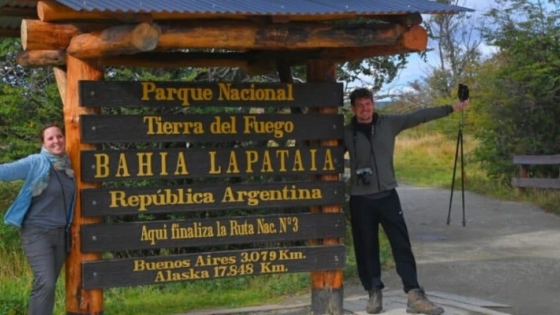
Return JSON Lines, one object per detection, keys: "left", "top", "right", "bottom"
{"left": 518, "top": 164, "right": 528, "bottom": 193}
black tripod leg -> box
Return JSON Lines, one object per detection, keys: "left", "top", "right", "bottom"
{"left": 447, "top": 129, "right": 461, "bottom": 225}
{"left": 460, "top": 130, "right": 466, "bottom": 226}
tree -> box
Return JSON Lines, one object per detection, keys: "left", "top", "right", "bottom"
{"left": 0, "top": 38, "right": 62, "bottom": 162}
{"left": 424, "top": 0, "right": 484, "bottom": 96}
{"left": 388, "top": 0, "right": 483, "bottom": 136}
{"left": 473, "top": 0, "right": 560, "bottom": 180}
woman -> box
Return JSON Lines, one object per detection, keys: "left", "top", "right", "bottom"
{"left": 1, "top": 124, "right": 75, "bottom": 315}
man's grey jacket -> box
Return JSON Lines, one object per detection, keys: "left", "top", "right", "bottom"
{"left": 343, "top": 105, "right": 454, "bottom": 196}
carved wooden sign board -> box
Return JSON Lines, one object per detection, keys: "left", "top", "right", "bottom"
{"left": 80, "top": 146, "right": 344, "bottom": 181}
{"left": 83, "top": 245, "right": 346, "bottom": 289}
{"left": 79, "top": 81, "right": 343, "bottom": 107}
{"left": 79, "top": 81, "right": 346, "bottom": 288}
{"left": 81, "top": 181, "right": 345, "bottom": 217}
{"left": 80, "top": 113, "right": 343, "bottom": 143}
{"left": 81, "top": 213, "right": 346, "bottom": 252}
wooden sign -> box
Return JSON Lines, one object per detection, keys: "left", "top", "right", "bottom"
{"left": 82, "top": 245, "right": 345, "bottom": 289}
{"left": 79, "top": 81, "right": 343, "bottom": 107}
{"left": 80, "top": 213, "right": 345, "bottom": 252}
{"left": 80, "top": 113, "right": 343, "bottom": 143}
{"left": 81, "top": 181, "right": 345, "bottom": 217}
{"left": 81, "top": 146, "right": 344, "bottom": 182}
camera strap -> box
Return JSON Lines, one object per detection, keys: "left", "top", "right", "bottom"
{"left": 351, "top": 115, "right": 381, "bottom": 188}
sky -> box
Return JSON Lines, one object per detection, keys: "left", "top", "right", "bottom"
{"left": 378, "top": 0, "right": 495, "bottom": 97}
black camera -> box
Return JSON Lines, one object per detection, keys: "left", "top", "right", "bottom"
{"left": 458, "top": 83, "right": 469, "bottom": 101}
{"left": 356, "top": 167, "right": 373, "bottom": 185}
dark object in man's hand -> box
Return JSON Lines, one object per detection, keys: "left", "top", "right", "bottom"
{"left": 458, "top": 84, "right": 469, "bottom": 101}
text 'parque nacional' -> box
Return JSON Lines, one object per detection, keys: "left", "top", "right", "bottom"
{"left": 78, "top": 81, "right": 344, "bottom": 108}
{"left": 141, "top": 82, "right": 294, "bottom": 106}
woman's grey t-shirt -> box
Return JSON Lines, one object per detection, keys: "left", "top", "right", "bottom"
{"left": 24, "top": 169, "right": 75, "bottom": 228}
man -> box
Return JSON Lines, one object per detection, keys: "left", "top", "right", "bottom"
{"left": 343, "top": 88, "right": 468, "bottom": 315}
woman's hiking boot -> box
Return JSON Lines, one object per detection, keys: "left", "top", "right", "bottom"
{"left": 406, "top": 287, "right": 444, "bottom": 315}
{"left": 366, "top": 289, "right": 382, "bottom": 314}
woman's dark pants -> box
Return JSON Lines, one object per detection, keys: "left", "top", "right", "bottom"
{"left": 21, "top": 226, "right": 66, "bottom": 315}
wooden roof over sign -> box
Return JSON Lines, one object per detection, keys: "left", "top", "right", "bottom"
{"left": 0, "top": 0, "right": 473, "bottom": 71}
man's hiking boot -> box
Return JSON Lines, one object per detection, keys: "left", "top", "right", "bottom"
{"left": 406, "top": 287, "right": 444, "bottom": 315}
{"left": 366, "top": 289, "right": 382, "bottom": 314}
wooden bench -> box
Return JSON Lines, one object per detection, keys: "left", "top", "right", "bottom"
{"left": 511, "top": 154, "right": 560, "bottom": 189}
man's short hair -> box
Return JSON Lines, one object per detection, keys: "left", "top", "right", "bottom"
{"left": 349, "top": 88, "right": 373, "bottom": 106}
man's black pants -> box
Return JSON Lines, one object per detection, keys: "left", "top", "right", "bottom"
{"left": 349, "top": 189, "right": 420, "bottom": 293}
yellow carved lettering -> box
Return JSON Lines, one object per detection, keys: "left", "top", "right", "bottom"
{"left": 116, "top": 153, "right": 131, "bottom": 177}
{"left": 174, "top": 152, "right": 189, "bottom": 175}
{"left": 94, "top": 153, "right": 109, "bottom": 178}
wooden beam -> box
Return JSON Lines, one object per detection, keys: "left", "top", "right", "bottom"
{"left": 53, "top": 66, "right": 67, "bottom": 104}
{"left": 16, "top": 49, "right": 66, "bottom": 67}
{"left": 19, "top": 37, "right": 426, "bottom": 69}
{"left": 513, "top": 154, "right": 560, "bottom": 165}
{"left": 258, "top": 24, "right": 427, "bottom": 62}
{"left": 64, "top": 55, "right": 104, "bottom": 315}
{"left": 401, "top": 24, "right": 428, "bottom": 51}
{"left": 157, "top": 21, "right": 407, "bottom": 50}
{"left": 67, "top": 23, "right": 161, "bottom": 59}
{"left": 18, "top": 24, "right": 426, "bottom": 68}
{"left": 22, "top": 19, "right": 422, "bottom": 57}
{"left": 21, "top": 19, "right": 112, "bottom": 51}
{"left": 311, "top": 24, "right": 428, "bottom": 61}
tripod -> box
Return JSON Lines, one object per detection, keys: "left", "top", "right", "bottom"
{"left": 447, "top": 110, "right": 466, "bottom": 226}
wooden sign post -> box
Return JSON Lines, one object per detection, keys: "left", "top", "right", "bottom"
{"left": 308, "top": 59, "right": 344, "bottom": 315}
{"left": 64, "top": 56, "right": 104, "bottom": 315}
{"left": 65, "top": 78, "right": 345, "bottom": 314}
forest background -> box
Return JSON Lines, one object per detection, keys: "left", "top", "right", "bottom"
{"left": 1, "top": 0, "right": 559, "bottom": 314}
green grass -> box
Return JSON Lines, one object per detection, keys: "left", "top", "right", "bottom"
{"left": 102, "top": 275, "right": 309, "bottom": 315}
{"left": 394, "top": 130, "right": 560, "bottom": 215}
